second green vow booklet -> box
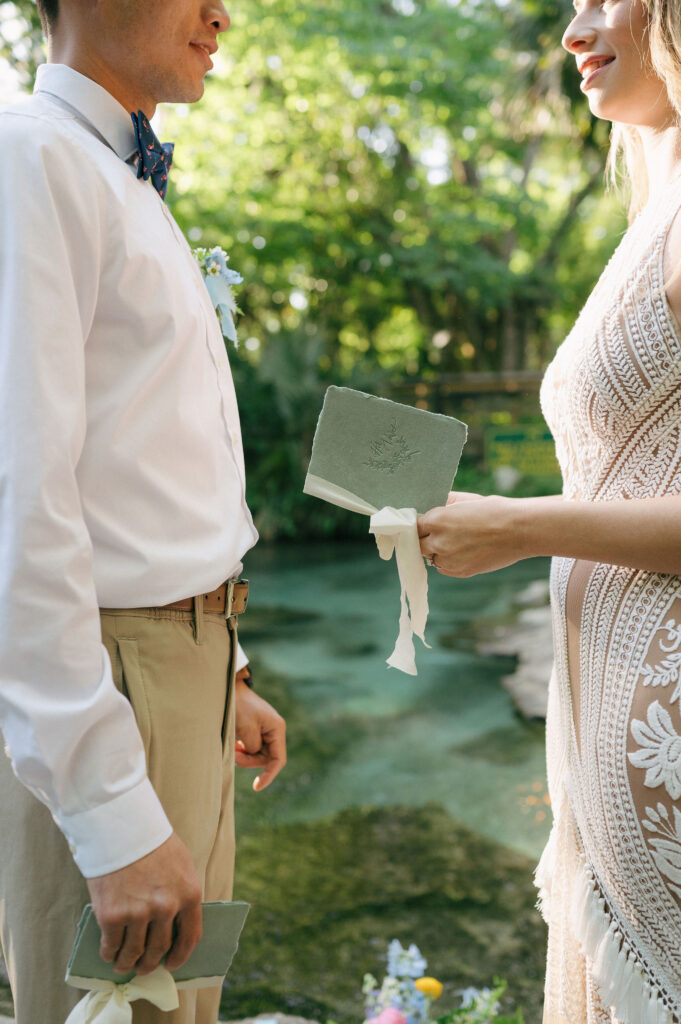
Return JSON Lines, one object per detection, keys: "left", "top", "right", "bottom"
{"left": 66, "top": 900, "right": 250, "bottom": 990}
{"left": 304, "top": 386, "right": 468, "bottom": 513}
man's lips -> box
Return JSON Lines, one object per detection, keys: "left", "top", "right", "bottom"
{"left": 190, "top": 42, "right": 216, "bottom": 69}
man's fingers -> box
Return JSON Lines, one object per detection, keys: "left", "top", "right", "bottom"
{"left": 236, "top": 722, "right": 263, "bottom": 754}
{"left": 254, "top": 729, "right": 287, "bottom": 790}
{"left": 264, "top": 723, "right": 287, "bottom": 765}
{"left": 236, "top": 722, "right": 287, "bottom": 790}
{"left": 235, "top": 748, "right": 269, "bottom": 767}
{"left": 165, "top": 903, "right": 203, "bottom": 971}
{"left": 253, "top": 758, "right": 284, "bottom": 791}
{"left": 99, "top": 919, "right": 125, "bottom": 964}
{"left": 134, "top": 916, "right": 175, "bottom": 976}
{"left": 113, "top": 919, "right": 149, "bottom": 974}
{"left": 86, "top": 834, "right": 203, "bottom": 977}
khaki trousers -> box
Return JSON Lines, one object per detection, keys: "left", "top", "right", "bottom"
{"left": 0, "top": 604, "right": 237, "bottom": 1024}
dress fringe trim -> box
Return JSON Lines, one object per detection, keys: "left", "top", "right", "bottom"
{"left": 536, "top": 851, "right": 676, "bottom": 1024}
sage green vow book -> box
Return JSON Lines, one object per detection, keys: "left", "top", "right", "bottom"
{"left": 304, "top": 386, "right": 468, "bottom": 513}
{"left": 66, "top": 901, "right": 250, "bottom": 989}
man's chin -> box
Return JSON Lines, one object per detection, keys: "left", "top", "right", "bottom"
{"left": 160, "top": 80, "right": 206, "bottom": 106}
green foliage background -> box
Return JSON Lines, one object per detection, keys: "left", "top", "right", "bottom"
{"left": 0, "top": 10, "right": 625, "bottom": 1017}
{"left": 1, "top": 0, "right": 627, "bottom": 538}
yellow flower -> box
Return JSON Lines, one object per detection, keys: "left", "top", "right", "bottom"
{"left": 415, "top": 977, "right": 443, "bottom": 1000}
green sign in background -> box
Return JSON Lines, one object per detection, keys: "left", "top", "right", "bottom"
{"left": 484, "top": 424, "right": 560, "bottom": 477}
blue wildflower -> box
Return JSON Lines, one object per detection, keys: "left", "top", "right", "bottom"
{"left": 387, "top": 940, "right": 428, "bottom": 979}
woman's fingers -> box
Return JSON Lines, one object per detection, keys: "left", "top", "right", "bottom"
{"left": 417, "top": 505, "right": 446, "bottom": 539}
{"left": 446, "top": 490, "right": 483, "bottom": 505}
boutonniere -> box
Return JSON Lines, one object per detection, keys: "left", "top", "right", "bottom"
{"left": 193, "top": 246, "right": 243, "bottom": 347}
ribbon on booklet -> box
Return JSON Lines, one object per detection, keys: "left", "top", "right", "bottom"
{"left": 203, "top": 272, "right": 239, "bottom": 346}
{"left": 303, "top": 474, "right": 430, "bottom": 675}
{"left": 64, "top": 966, "right": 179, "bottom": 1024}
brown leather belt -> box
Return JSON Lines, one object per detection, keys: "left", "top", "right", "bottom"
{"left": 162, "top": 579, "right": 249, "bottom": 617}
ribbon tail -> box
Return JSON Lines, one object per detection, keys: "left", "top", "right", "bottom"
{"left": 205, "top": 275, "right": 237, "bottom": 313}
{"left": 372, "top": 532, "right": 415, "bottom": 672}
{"left": 386, "top": 581, "right": 418, "bottom": 675}
{"left": 217, "top": 305, "right": 238, "bottom": 345}
{"left": 64, "top": 989, "right": 131, "bottom": 1024}
{"left": 369, "top": 508, "right": 430, "bottom": 676}
{"left": 396, "top": 521, "right": 431, "bottom": 649}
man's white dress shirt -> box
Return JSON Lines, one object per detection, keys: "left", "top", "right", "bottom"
{"left": 0, "top": 65, "right": 258, "bottom": 877}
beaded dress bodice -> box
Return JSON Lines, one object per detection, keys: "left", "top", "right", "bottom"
{"left": 537, "top": 182, "right": 681, "bottom": 1024}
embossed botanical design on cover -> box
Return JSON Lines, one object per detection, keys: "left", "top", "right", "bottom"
{"left": 364, "top": 420, "right": 421, "bottom": 475}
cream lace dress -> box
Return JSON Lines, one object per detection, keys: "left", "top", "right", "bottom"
{"left": 538, "top": 180, "right": 681, "bottom": 1024}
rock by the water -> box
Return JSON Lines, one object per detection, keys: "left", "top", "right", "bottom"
{"left": 479, "top": 580, "right": 553, "bottom": 720}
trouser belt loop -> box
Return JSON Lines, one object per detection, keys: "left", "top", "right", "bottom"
{"left": 225, "top": 578, "right": 236, "bottom": 622}
{"left": 193, "top": 592, "right": 206, "bottom": 646}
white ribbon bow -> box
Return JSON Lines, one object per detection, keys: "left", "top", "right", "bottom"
{"left": 369, "top": 507, "right": 431, "bottom": 676}
{"left": 65, "top": 966, "right": 179, "bottom": 1024}
{"left": 302, "top": 475, "right": 431, "bottom": 674}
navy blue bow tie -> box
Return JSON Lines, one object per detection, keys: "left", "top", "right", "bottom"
{"left": 130, "top": 111, "right": 174, "bottom": 200}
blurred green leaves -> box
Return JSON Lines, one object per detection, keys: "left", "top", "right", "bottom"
{"left": 1, "top": 0, "right": 625, "bottom": 536}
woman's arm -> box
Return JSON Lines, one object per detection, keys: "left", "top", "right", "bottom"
{"left": 417, "top": 493, "right": 681, "bottom": 578}
{"left": 419, "top": 189, "right": 681, "bottom": 580}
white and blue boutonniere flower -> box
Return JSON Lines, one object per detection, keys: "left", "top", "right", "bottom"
{"left": 193, "top": 246, "right": 243, "bottom": 347}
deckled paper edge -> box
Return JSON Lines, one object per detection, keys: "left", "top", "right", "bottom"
{"left": 66, "top": 973, "right": 225, "bottom": 992}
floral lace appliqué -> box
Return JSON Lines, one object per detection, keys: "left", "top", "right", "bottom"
{"left": 629, "top": 700, "right": 681, "bottom": 799}
{"left": 639, "top": 618, "right": 681, "bottom": 701}
{"left": 642, "top": 802, "right": 681, "bottom": 901}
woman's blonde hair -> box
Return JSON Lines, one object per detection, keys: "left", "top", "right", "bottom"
{"left": 607, "top": 0, "right": 681, "bottom": 218}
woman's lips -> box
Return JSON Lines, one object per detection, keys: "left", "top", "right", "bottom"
{"left": 581, "top": 58, "right": 615, "bottom": 91}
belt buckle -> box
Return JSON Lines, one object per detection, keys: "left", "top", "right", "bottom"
{"left": 225, "top": 578, "right": 236, "bottom": 618}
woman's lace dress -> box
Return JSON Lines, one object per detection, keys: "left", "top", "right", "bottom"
{"left": 538, "top": 181, "right": 681, "bottom": 1024}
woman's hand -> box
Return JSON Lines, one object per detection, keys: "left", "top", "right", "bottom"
{"left": 420, "top": 490, "right": 681, "bottom": 579}
{"left": 417, "top": 491, "right": 529, "bottom": 578}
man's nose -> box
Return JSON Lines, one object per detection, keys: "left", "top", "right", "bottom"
{"left": 205, "top": 2, "right": 230, "bottom": 33}
{"left": 562, "top": 13, "right": 597, "bottom": 54}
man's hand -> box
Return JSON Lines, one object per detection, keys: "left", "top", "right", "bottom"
{"left": 85, "top": 832, "right": 202, "bottom": 976}
{"left": 234, "top": 671, "right": 287, "bottom": 791}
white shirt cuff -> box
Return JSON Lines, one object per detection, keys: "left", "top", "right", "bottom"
{"left": 58, "top": 777, "right": 173, "bottom": 878}
{"left": 235, "top": 642, "right": 248, "bottom": 674}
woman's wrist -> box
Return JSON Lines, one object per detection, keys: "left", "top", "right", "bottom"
{"left": 506, "top": 494, "right": 567, "bottom": 561}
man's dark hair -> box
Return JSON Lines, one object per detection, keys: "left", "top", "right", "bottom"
{"left": 36, "top": 0, "right": 58, "bottom": 34}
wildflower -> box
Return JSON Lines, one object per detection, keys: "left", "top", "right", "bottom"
{"left": 414, "top": 978, "right": 442, "bottom": 1000}
{"left": 369, "top": 1008, "right": 408, "bottom": 1024}
{"left": 387, "top": 940, "right": 428, "bottom": 979}
{"left": 192, "top": 244, "right": 243, "bottom": 346}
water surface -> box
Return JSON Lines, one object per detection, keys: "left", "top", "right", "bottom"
{"left": 239, "top": 543, "right": 552, "bottom": 860}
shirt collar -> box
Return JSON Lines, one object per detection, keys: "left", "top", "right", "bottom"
{"left": 34, "top": 63, "right": 138, "bottom": 163}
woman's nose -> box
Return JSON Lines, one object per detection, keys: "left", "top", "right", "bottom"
{"left": 562, "top": 13, "right": 597, "bottom": 54}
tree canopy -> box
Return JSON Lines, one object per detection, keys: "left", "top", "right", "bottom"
{"left": 0, "top": 0, "right": 625, "bottom": 537}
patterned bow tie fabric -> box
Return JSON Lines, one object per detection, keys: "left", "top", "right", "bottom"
{"left": 130, "top": 111, "right": 174, "bottom": 200}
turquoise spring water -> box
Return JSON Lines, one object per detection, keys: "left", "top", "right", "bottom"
{"left": 239, "top": 542, "right": 553, "bottom": 861}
